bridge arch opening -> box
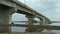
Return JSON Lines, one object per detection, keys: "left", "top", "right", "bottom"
{"left": 33, "top": 17, "right": 40, "bottom": 25}
{"left": 11, "top": 13, "right": 28, "bottom": 32}
{"left": 12, "top": 13, "right": 28, "bottom": 24}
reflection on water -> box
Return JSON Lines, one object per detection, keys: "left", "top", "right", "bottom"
{"left": 11, "top": 26, "right": 27, "bottom": 32}
{"left": 11, "top": 21, "right": 60, "bottom": 34}
{"left": 11, "top": 21, "right": 39, "bottom": 32}
{"left": 42, "top": 29, "right": 60, "bottom": 34}
{"left": 11, "top": 21, "right": 27, "bottom": 32}
{"left": 43, "top": 23, "right": 60, "bottom": 34}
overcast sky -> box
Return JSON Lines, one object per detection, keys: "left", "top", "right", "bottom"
{"left": 12, "top": 0, "right": 60, "bottom": 21}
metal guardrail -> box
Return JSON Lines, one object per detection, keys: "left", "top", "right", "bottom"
{"left": 0, "top": 24, "right": 60, "bottom": 30}
{"left": 0, "top": 32, "right": 56, "bottom": 34}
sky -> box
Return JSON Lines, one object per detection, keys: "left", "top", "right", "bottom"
{"left": 12, "top": 0, "right": 60, "bottom": 21}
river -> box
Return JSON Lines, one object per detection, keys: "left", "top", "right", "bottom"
{"left": 11, "top": 21, "right": 60, "bottom": 34}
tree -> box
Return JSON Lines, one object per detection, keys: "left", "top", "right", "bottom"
{"left": 32, "top": 20, "right": 38, "bottom": 23}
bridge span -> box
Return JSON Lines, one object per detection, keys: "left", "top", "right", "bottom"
{"left": 0, "top": 0, "right": 50, "bottom": 32}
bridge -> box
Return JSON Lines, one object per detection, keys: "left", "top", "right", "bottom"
{"left": 0, "top": 0, "right": 51, "bottom": 33}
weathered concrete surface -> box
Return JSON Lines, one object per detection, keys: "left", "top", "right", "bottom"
{"left": 0, "top": 5, "right": 15, "bottom": 32}
{"left": 0, "top": 32, "right": 56, "bottom": 34}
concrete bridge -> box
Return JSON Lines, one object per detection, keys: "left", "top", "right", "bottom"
{"left": 0, "top": 0, "right": 50, "bottom": 33}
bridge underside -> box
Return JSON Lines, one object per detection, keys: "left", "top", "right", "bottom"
{"left": 0, "top": 4, "right": 32, "bottom": 15}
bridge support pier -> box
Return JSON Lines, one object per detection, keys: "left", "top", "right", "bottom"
{"left": 26, "top": 15, "right": 35, "bottom": 32}
{"left": 0, "top": 7, "right": 15, "bottom": 33}
{"left": 36, "top": 18, "right": 45, "bottom": 32}
{"left": 39, "top": 18, "right": 45, "bottom": 25}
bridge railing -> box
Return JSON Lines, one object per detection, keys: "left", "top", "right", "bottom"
{"left": 0, "top": 24, "right": 60, "bottom": 30}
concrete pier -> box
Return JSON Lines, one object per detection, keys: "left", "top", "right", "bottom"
{"left": 0, "top": 6, "right": 15, "bottom": 32}
{"left": 26, "top": 15, "right": 35, "bottom": 32}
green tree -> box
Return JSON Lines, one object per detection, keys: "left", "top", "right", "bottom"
{"left": 32, "top": 20, "right": 38, "bottom": 23}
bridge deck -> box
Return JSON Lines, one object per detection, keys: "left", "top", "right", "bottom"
{"left": 0, "top": 32, "right": 56, "bottom": 34}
